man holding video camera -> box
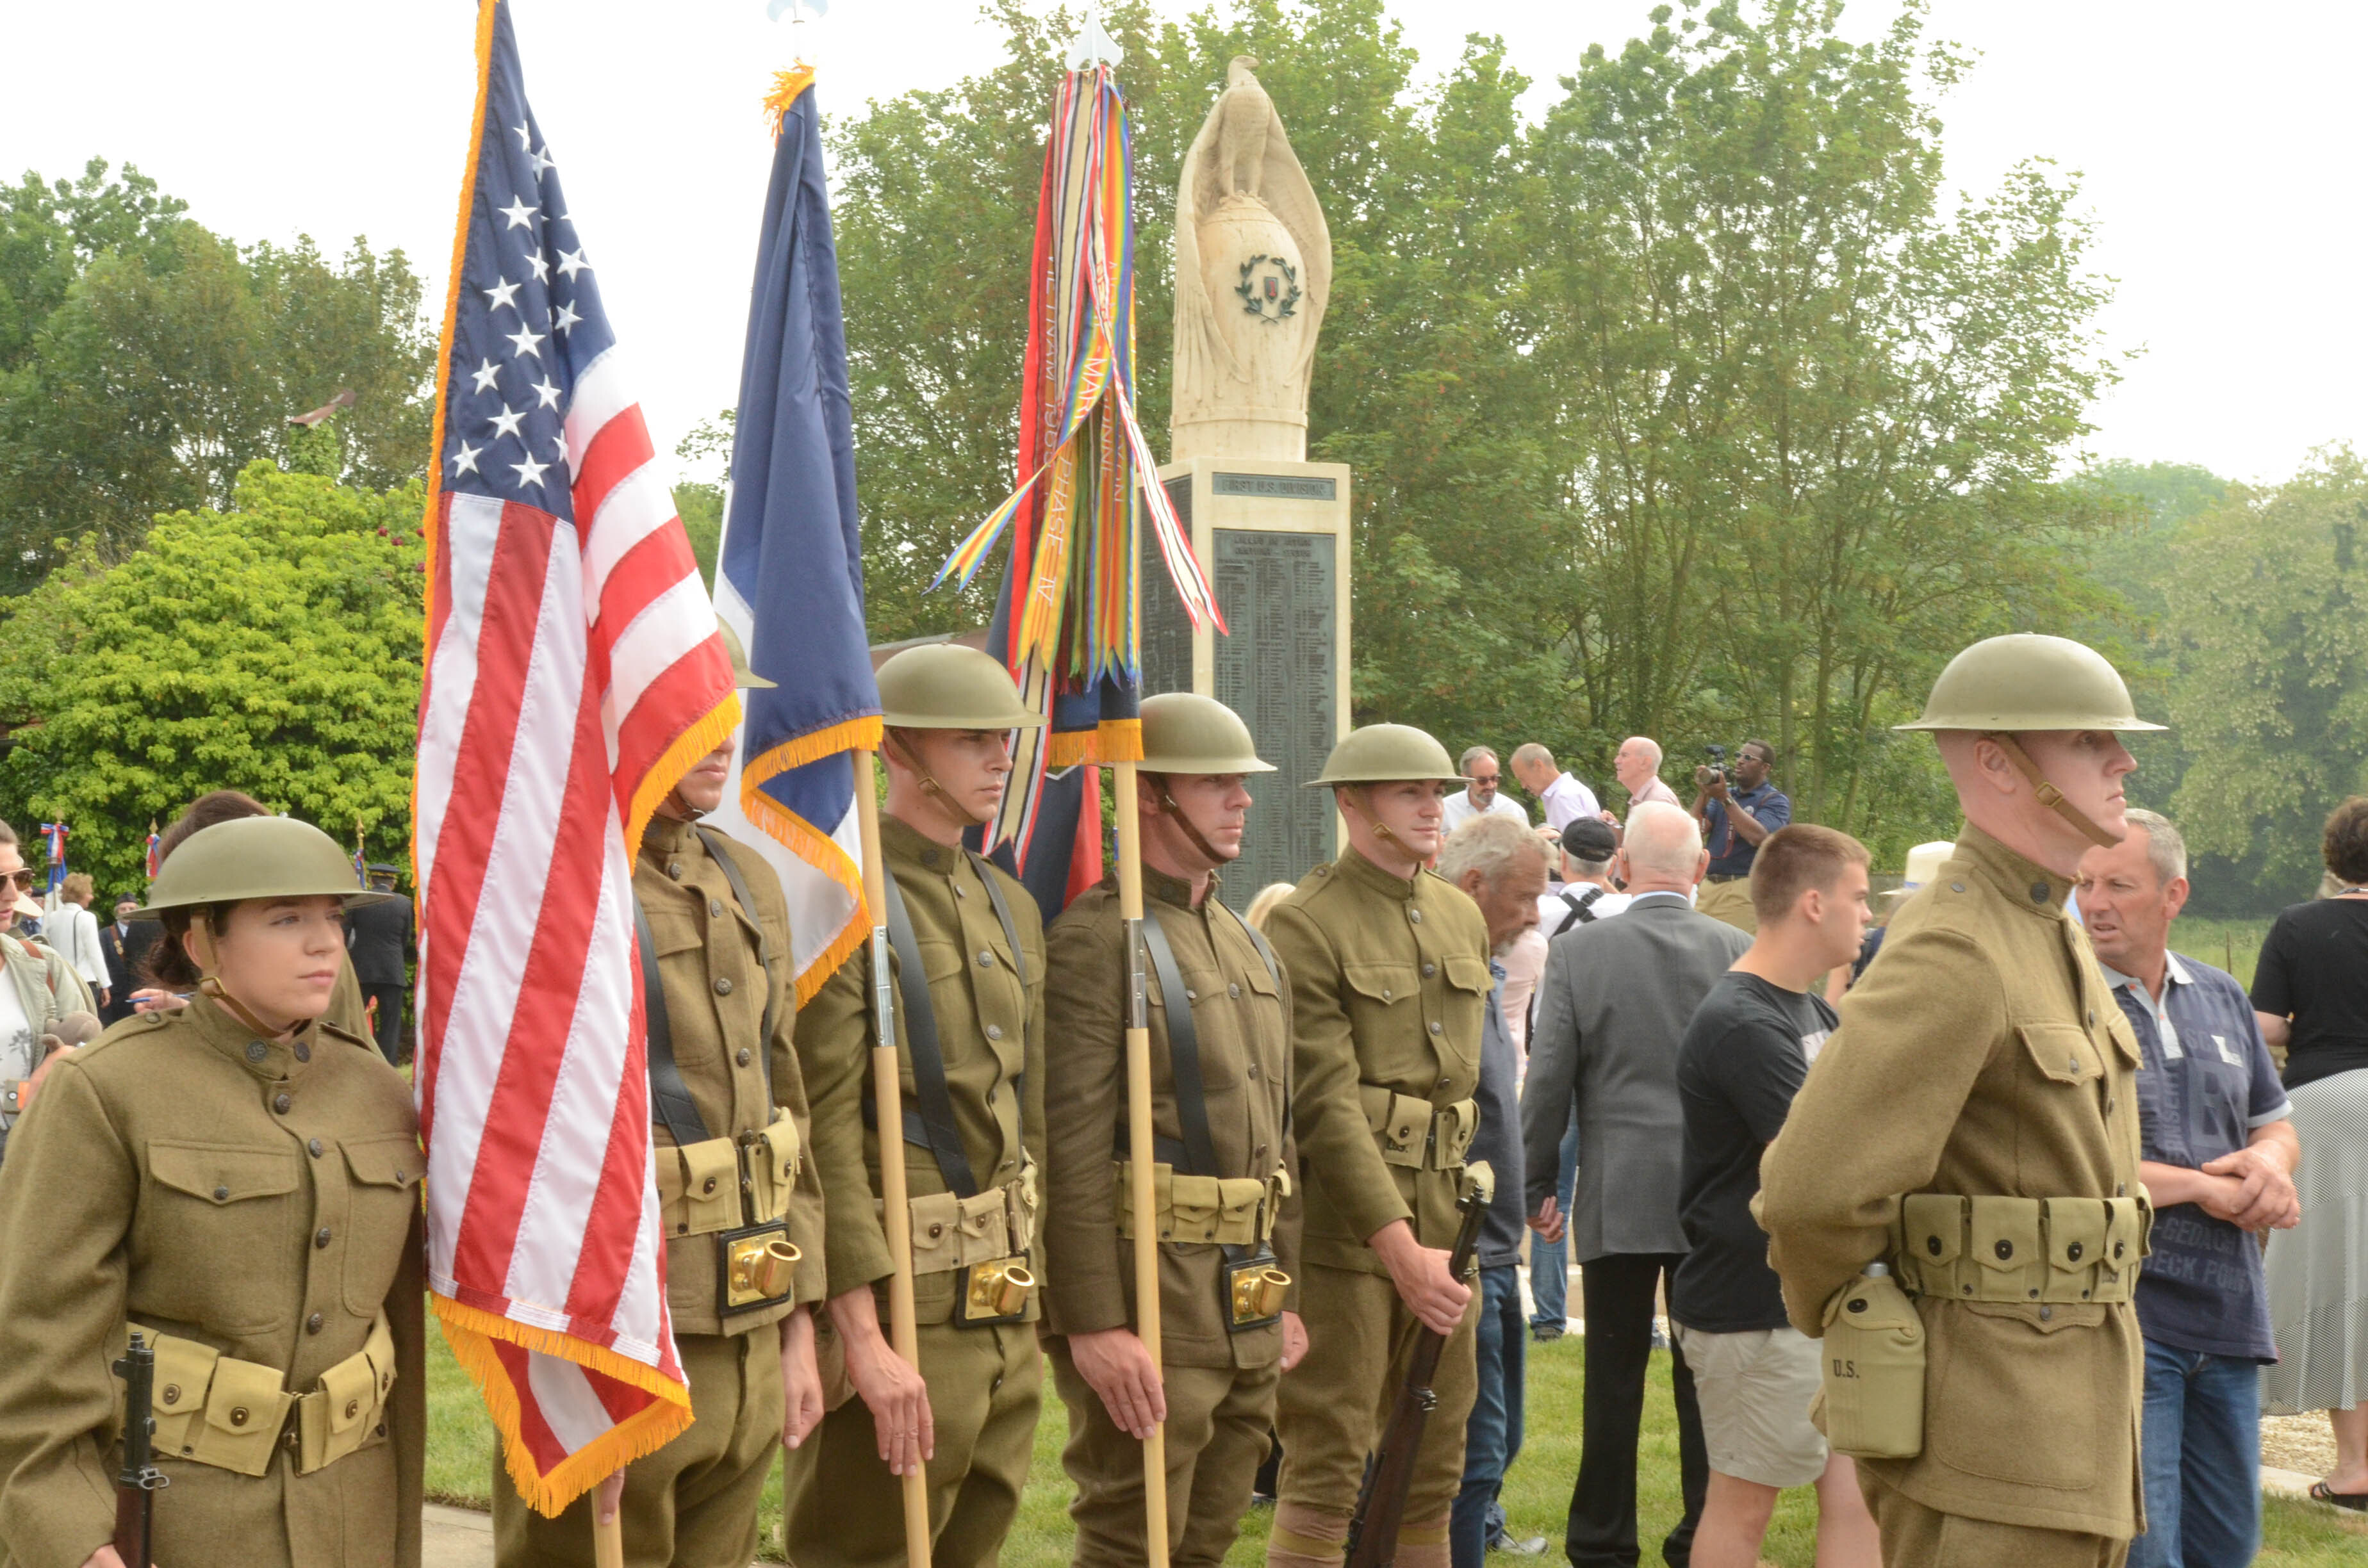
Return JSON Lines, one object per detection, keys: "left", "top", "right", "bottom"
{"left": 1691, "top": 740, "right": 1790, "bottom": 933}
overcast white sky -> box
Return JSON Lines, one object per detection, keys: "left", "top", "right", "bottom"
{"left": 5, "top": 1, "right": 2360, "bottom": 487}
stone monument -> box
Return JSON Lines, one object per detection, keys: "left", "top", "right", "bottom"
{"left": 1149, "top": 58, "right": 1352, "bottom": 910}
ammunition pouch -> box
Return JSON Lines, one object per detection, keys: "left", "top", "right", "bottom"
{"left": 1358, "top": 1086, "right": 1477, "bottom": 1172}
{"left": 1114, "top": 1163, "right": 1290, "bottom": 1246}
{"left": 1891, "top": 1193, "right": 2151, "bottom": 1305}
{"left": 138, "top": 1311, "right": 397, "bottom": 1478}
{"left": 655, "top": 1107, "right": 802, "bottom": 1241}
{"left": 1816, "top": 1271, "right": 1925, "bottom": 1460}
{"left": 891, "top": 1164, "right": 1038, "bottom": 1279}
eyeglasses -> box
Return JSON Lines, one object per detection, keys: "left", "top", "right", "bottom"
{"left": 1471, "top": 774, "right": 1501, "bottom": 785}
{"left": 1, "top": 870, "right": 36, "bottom": 890}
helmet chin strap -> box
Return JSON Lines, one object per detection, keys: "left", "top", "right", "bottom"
{"left": 887, "top": 730, "right": 993, "bottom": 830}
{"left": 191, "top": 911, "right": 286, "bottom": 1041}
{"left": 1148, "top": 774, "right": 1229, "bottom": 868}
{"left": 1985, "top": 732, "right": 2120, "bottom": 849}
{"left": 1338, "top": 787, "right": 1408, "bottom": 851}
{"left": 661, "top": 787, "right": 707, "bottom": 822}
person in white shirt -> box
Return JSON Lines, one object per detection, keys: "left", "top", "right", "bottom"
{"left": 1601, "top": 735, "right": 1681, "bottom": 822}
{"left": 1444, "top": 745, "right": 1533, "bottom": 834}
{"left": 1511, "top": 743, "right": 1602, "bottom": 832}
{"left": 46, "top": 872, "right": 108, "bottom": 1009}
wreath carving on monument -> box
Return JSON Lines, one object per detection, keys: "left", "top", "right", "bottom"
{"left": 1235, "top": 254, "right": 1301, "bottom": 325}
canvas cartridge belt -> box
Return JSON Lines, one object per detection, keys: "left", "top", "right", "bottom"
{"left": 653, "top": 1111, "right": 803, "bottom": 1239}
{"left": 1889, "top": 1192, "right": 2152, "bottom": 1305}
{"left": 1114, "top": 1162, "right": 1291, "bottom": 1247}
{"left": 129, "top": 1310, "right": 397, "bottom": 1478}
{"left": 1359, "top": 1084, "right": 1478, "bottom": 1172}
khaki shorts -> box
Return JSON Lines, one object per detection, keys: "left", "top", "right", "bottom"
{"left": 1673, "top": 1323, "right": 1827, "bottom": 1488}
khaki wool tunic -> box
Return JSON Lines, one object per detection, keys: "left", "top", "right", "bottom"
{"left": 635, "top": 815, "right": 828, "bottom": 1332}
{"left": 1268, "top": 851, "right": 1494, "bottom": 1271}
{"left": 1759, "top": 826, "right": 2148, "bottom": 1538}
{"left": 0, "top": 997, "right": 425, "bottom": 1568}
{"left": 1042, "top": 867, "right": 1301, "bottom": 1367}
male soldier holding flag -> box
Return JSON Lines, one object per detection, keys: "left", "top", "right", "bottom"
{"left": 1042, "top": 692, "right": 1306, "bottom": 1566}
{"left": 495, "top": 624, "right": 829, "bottom": 1568}
{"left": 1759, "top": 634, "right": 2161, "bottom": 1567}
{"left": 785, "top": 642, "right": 1049, "bottom": 1568}
{"left": 1260, "top": 724, "right": 1495, "bottom": 1568}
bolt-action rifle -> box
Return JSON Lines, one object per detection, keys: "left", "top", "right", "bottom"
{"left": 1344, "top": 1161, "right": 1495, "bottom": 1568}
{"left": 112, "top": 1330, "right": 167, "bottom": 1568}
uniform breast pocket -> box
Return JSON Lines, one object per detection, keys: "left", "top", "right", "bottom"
{"left": 1340, "top": 962, "right": 1420, "bottom": 1043}
{"left": 142, "top": 1141, "right": 302, "bottom": 1333}
{"left": 341, "top": 1134, "right": 424, "bottom": 1314}
{"left": 1155, "top": 961, "right": 1240, "bottom": 1090}
{"left": 1438, "top": 954, "right": 1493, "bottom": 1070}
{"left": 2016, "top": 1022, "right": 2103, "bottom": 1095}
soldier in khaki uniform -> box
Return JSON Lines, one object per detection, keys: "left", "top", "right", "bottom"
{"left": 0, "top": 816, "right": 426, "bottom": 1568}
{"left": 784, "top": 643, "right": 1048, "bottom": 1568}
{"left": 1759, "top": 635, "right": 2162, "bottom": 1567}
{"left": 497, "top": 623, "right": 829, "bottom": 1568}
{"left": 1261, "top": 724, "right": 1495, "bottom": 1568}
{"left": 1042, "top": 693, "right": 1306, "bottom": 1567}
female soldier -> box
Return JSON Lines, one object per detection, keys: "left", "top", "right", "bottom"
{"left": 0, "top": 815, "right": 424, "bottom": 1568}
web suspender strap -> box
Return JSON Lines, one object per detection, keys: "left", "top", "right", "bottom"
{"left": 633, "top": 894, "right": 712, "bottom": 1148}
{"left": 884, "top": 875, "right": 982, "bottom": 1199}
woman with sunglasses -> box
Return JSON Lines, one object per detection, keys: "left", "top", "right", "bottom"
{"left": 0, "top": 815, "right": 424, "bottom": 1568}
{"left": 0, "top": 820, "right": 99, "bottom": 1163}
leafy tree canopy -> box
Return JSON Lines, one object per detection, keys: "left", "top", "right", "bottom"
{"left": 0, "top": 463, "right": 425, "bottom": 895}
{"left": 0, "top": 158, "right": 432, "bottom": 589}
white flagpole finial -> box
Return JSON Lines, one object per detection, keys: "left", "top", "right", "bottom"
{"left": 1066, "top": 9, "right": 1121, "bottom": 69}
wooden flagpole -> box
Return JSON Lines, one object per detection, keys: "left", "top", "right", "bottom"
{"left": 1114, "top": 758, "right": 1171, "bottom": 1564}
{"left": 854, "top": 750, "right": 936, "bottom": 1564}
{"left": 594, "top": 1516, "right": 624, "bottom": 1568}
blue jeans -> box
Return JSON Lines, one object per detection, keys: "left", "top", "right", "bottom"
{"left": 1529, "top": 1109, "right": 1579, "bottom": 1331}
{"left": 2128, "top": 1339, "right": 2260, "bottom": 1568}
{"left": 1454, "top": 1264, "right": 1527, "bottom": 1568}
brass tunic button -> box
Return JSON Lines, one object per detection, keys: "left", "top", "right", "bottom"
{"left": 1421, "top": 963, "right": 1436, "bottom": 978}
{"left": 306, "top": 1312, "right": 324, "bottom": 1335}
{"left": 1381, "top": 988, "right": 1393, "bottom": 1001}
{"left": 213, "top": 1185, "right": 230, "bottom": 1202}
{"left": 922, "top": 849, "right": 942, "bottom": 869}
{"left": 1246, "top": 1063, "right": 1260, "bottom": 1079}
{"left": 2106, "top": 1097, "right": 2116, "bottom": 1115}
{"left": 2069, "top": 1056, "right": 2080, "bottom": 1075}
{"left": 976, "top": 951, "right": 994, "bottom": 968}
{"left": 2087, "top": 1008, "right": 2096, "bottom": 1025}
{"left": 1993, "top": 1239, "right": 2014, "bottom": 1261}
{"left": 667, "top": 862, "right": 683, "bottom": 881}
{"left": 308, "top": 1139, "right": 324, "bottom": 1158}
{"left": 293, "top": 1043, "right": 311, "bottom": 1064}
{"left": 1428, "top": 1021, "right": 1444, "bottom": 1036}
{"left": 985, "top": 1024, "right": 1003, "bottom": 1041}
{"left": 737, "top": 1047, "right": 753, "bottom": 1067}
{"left": 2030, "top": 882, "right": 2051, "bottom": 903}
{"left": 955, "top": 884, "right": 967, "bottom": 899}
{"left": 2039, "top": 1305, "right": 2053, "bottom": 1321}
{"left": 714, "top": 976, "right": 734, "bottom": 995}
{"left": 395, "top": 1168, "right": 405, "bottom": 1182}
{"left": 246, "top": 1041, "right": 268, "bottom": 1063}
{"left": 1409, "top": 909, "right": 1424, "bottom": 925}
{"left": 229, "top": 1407, "right": 251, "bottom": 1427}
{"left": 317, "top": 1228, "right": 333, "bottom": 1249}
{"left": 1949, "top": 881, "right": 1966, "bottom": 894}
{"left": 1185, "top": 990, "right": 1198, "bottom": 1002}
{"left": 274, "top": 1093, "right": 292, "bottom": 1115}
{"left": 2117, "top": 1182, "right": 2128, "bottom": 1196}
{"left": 1228, "top": 983, "right": 1242, "bottom": 999}
{"left": 711, "top": 898, "right": 725, "bottom": 917}
{"left": 161, "top": 1384, "right": 181, "bottom": 1405}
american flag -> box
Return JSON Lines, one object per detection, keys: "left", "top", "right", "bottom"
{"left": 413, "top": 0, "right": 730, "bottom": 1512}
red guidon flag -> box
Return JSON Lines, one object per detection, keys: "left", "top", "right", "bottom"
{"left": 413, "top": 0, "right": 732, "bottom": 1510}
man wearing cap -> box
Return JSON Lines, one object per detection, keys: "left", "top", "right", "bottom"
{"left": 1258, "top": 723, "right": 1495, "bottom": 1568}
{"left": 1042, "top": 692, "right": 1304, "bottom": 1567}
{"left": 1759, "top": 634, "right": 2160, "bottom": 1567}
{"left": 347, "top": 863, "right": 414, "bottom": 1066}
{"left": 495, "top": 621, "right": 830, "bottom": 1568}
{"left": 784, "top": 642, "right": 1048, "bottom": 1568}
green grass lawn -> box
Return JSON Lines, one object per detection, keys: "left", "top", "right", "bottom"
{"left": 427, "top": 1315, "right": 2368, "bottom": 1564}
{"left": 2172, "top": 916, "right": 2273, "bottom": 991}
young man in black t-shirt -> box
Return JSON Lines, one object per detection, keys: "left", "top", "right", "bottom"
{"left": 1672, "top": 825, "right": 1881, "bottom": 1568}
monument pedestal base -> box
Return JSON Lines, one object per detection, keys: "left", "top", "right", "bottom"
{"left": 1146, "top": 456, "right": 1353, "bottom": 910}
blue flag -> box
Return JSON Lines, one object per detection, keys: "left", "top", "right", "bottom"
{"left": 707, "top": 72, "right": 881, "bottom": 999}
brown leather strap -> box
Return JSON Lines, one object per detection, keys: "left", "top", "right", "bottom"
{"left": 1985, "top": 733, "right": 2119, "bottom": 848}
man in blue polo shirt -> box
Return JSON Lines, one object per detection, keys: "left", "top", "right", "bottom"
{"left": 1690, "top": 740, "right": 1789, "bottom": 933}
{"left": 2078, "top": 808, "right": 2299, "bottom": 1568}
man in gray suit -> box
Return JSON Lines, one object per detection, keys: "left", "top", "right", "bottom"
{"left": 1522, "top": 802, "right": 1748, "bottom": 1568}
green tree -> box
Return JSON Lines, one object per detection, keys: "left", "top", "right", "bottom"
{"left": 0, "top": 159, "right": 432, "bottom": 588}
{"left": 2166, "top": 448, "right": 2368, "bottom": 906}
{"left": 0, "top": 463, "right": 425, "bottom": 893}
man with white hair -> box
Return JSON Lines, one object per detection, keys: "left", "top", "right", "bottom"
{"left": 1601, "top": 736, "right": 1681, "bottom": 824}
{"left": 1444, "top": 745, "right": 1531, "bottom": 835}
{"left": 1510, "top": 744, "right": 1601, "bottom": 833}
{"left": 1520, "top": 801, "right": 1749, "bottom": 1567}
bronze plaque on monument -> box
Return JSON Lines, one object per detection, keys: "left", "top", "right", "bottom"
{"left": 1145, "top": 479, "right": 1339, "bottom": 912}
